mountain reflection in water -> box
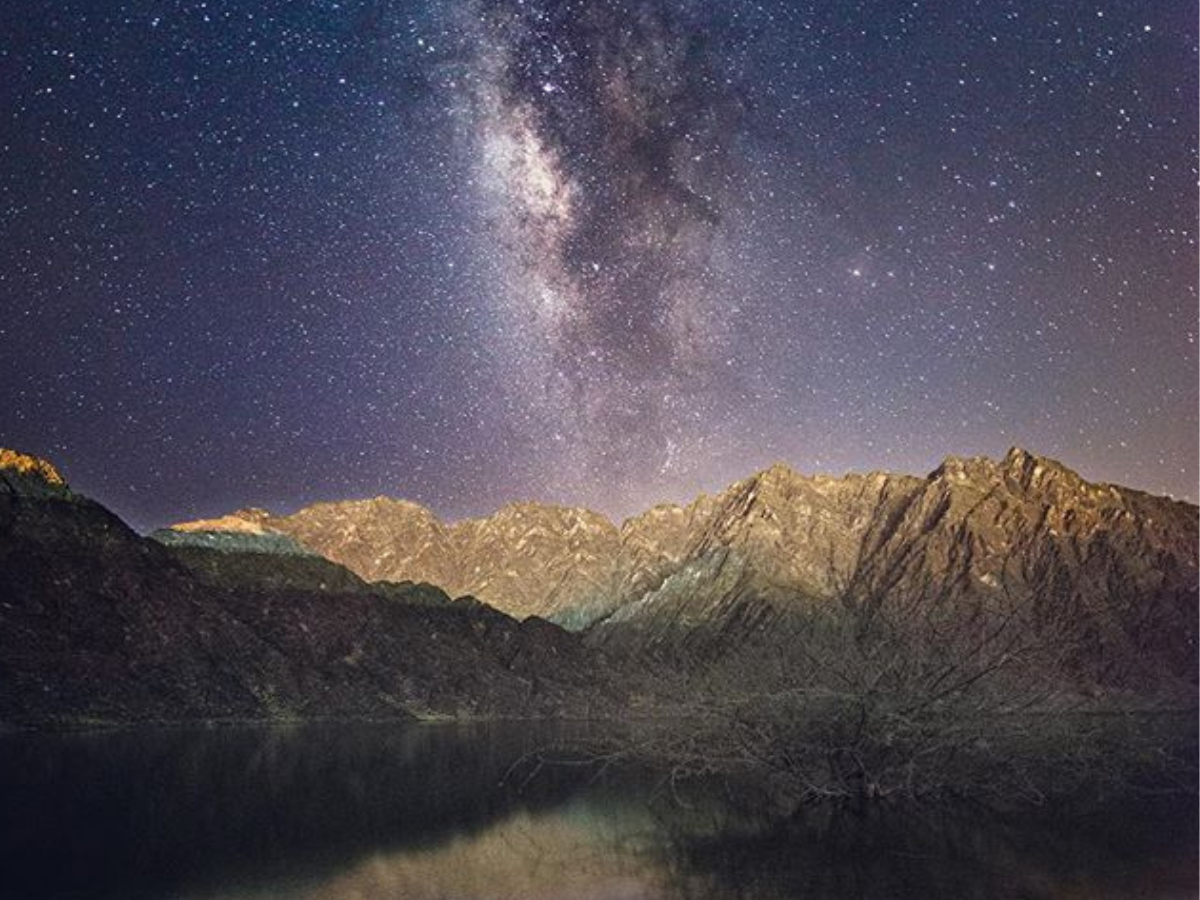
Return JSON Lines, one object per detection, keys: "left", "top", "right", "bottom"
{"left": 0, "top": 722, "right": 1194, "bottom": 900}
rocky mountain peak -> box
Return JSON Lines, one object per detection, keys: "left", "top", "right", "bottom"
{"left": 713, "top": 464, "right": 897, "bottom": 537}
{"left": 929, "top": 452, "right": 996, "bottom": 483}
{"left": 620, "top": 502, "right": 688, "bottom": 533}
{"left": 281, "top": 496, "right": 444, "bottom": 535}
{"left": 744, "top": 461, "right": 849, "bottom": 504}
{"left": 999, "top": 446, "right": 1082, "bottom": 492}
{"left": 334, "top": 495, "right": 431, "bottom": 515}
{"left": 754, "top": 461, "right": 800, "bottom": 486}
{"left": 744, "top": 461, "right": 898, "bottom": 501}
{"left": 0, "top": 448, "right": 67, "bottom": 491}
{"left": 929, "top": 448, "right": 1090, "bottom": 509}
{"left": 172, "top": 514, "right": 271, "bottom": 535}
{"left": 231, "top": 507, "right": 273, "bottom": 524}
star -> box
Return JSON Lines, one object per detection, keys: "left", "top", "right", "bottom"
{"left": 0, "top": 0, "right": 1191, "bottom": 528}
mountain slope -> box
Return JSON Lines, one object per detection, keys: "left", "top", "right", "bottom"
{"left": 174, "top": 498, "right": 625, "bottom": 623}
{"left": 591, "top": 450, "right": 1198, "bottom": 690}
{"left": 0, "top": 449, "right": 615, "bottom": 727}
{"left": 843, "top": 449, "right": 1199, "bottom": 685}
{"left": 175, "top": 448, "right": 1198, "bottom": 689}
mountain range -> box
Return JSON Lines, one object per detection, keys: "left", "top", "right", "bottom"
{"left": 169, "top": 448, "right": 1198, "bottom": 679}
{"left": 1, "top": 445, "right": 1196, "bottom": 727}
{"left": 0, "top": 449, "right": 613, "bottom": 727}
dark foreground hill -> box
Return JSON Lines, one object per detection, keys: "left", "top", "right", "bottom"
{"left": 0, "top": 450, "right": 614, "bottom": 727}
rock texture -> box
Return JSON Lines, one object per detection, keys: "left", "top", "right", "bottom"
{"left": 595, "top": 450, "right": 1198, "bottom": 691}
{"left": 594, "top": 466, "right": 919, "bottom": 649}
{"left": 0, "top": 448, "right": 64, "bottom": 487}
{"left": 0, "top": 450, "right": 617, "bottom": 727}
{"left": 177, "top": 448, "right": 1198, "bottom": 687}
{"left": 175, "top": 498, "right": 626, "bottom": 624}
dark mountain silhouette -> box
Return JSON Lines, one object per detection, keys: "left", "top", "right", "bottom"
{"left": 0, "top": 449, "right": 614, "bottom": 727}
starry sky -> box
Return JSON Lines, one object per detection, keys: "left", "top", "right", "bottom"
{"left": 1, "top": 0, "right": 1196, "bottom": 531}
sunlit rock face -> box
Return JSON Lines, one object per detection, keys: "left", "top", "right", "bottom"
{"left": 173, "top": 499, "right": 625, "bottom": 623}
{"left": 177, "top": 448, "right": 1198, "bottom": 686}
{"left": 151, "top": 525, "right": 315, "bottom": 558}
{"left": 177, "top": 467, "right": 915, "bottom": 626}
{"left": 592, "top": 450, "right": 1197, "bottom": 685}
{"left": 1, "top": 443, "right": 1196, "bottom": 726}
{"left": 840, "top": 449, "right": 1200, "bottom": 684}
{"left": 0, "top": 448, "right": 68, "bottom": 493}
{"left": 450, "top": 503, "right": 624, "bottom": 623}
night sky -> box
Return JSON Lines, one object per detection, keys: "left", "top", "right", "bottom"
{"left": 1, "top": 0, "right": 1196, "bottom": 531}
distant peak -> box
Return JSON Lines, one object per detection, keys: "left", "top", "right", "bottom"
{"left": 1003, "top": 446, "right": 1034, "bottom": 466}
{"left": 305, "top": 495, "right": 430, "bottom": 514}
{"left": 1000, "top": 446, "right": 1061, "bottom": 475}
{"left": 932, "top": 448, "right": 1082, "bottom": 492}
{"left": 171, "top": 514, "right": 270, "bottom": 535}
{"left": 763, "top": 460, "right": 797, "bottom": 476}
{"left": 1000, "top": 446, "right": 1073, "bottom": 474}
{"left": 752, "top": 461, "right": 801, "bottom": 486}
{"left": 495, "top": 500, "right": 553, "bottom": 515}
{"left": 0, "top": 448, "right": 66, "bottom": 488}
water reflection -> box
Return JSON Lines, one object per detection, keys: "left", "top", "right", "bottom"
{"left": 0, "top": 722, "right": 1193, "bottom": 900}
{"left": 655, "top": 801, "right": 1199, "bottom": 900}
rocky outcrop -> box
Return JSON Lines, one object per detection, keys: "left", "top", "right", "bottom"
{"left": 0, "top": 448, "right": 65, "bottom": 489}
{"left": 0, "top": 450, "right": 618, "bottom": 727}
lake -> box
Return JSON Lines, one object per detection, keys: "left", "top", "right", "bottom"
{"left": 0, "top": 722, "right": 1194, "bottom": 900}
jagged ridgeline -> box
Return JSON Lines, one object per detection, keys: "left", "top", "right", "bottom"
{"left": 169, "top": 448, "right": 1197, "bottom": 684}
{"left": 0, "top": 445, "right": 1196, "bottom": 728}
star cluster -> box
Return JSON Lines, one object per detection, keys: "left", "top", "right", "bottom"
{"left": 0, "top": 0, "right": 1195, "bottom": 529}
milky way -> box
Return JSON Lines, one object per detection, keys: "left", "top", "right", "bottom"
{"left": 0, "top": 0, "right": 1195, "bottom": 528}
{"left": 455, "top": 0, "right": 748, "bottom": 499}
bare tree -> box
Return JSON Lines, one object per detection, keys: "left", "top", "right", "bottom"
{"left": 559, "top": 587, "right": 1196, "bottom": 809}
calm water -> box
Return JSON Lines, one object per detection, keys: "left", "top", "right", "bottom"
{"left": 0, "top": 722, "right": 1194, "bottom": 900}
